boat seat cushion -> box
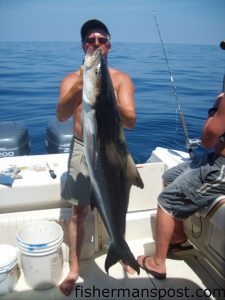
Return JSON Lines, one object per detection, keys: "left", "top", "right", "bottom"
{"left": 197, "top": 195, "right": 225, "bottom": 217}
{"left": 196, "top": 195, "right": 225, "bottom": 231}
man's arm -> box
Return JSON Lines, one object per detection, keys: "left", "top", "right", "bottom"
{"left": 202, "top": 93, "right": 225, "bottom": 148}
{"left": 56, "top": 68, "right": 83, "bottom": 122}
{"left": 116, "top": 73, "right": 136, "bottom": 129}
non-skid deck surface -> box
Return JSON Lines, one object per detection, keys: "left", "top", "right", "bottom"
{"left": 2, "top": 239, "right": 224, "bottom": 300}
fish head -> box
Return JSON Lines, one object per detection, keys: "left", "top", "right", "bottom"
{"left": 83, "top": 47, "right": 102, "bottom": 106}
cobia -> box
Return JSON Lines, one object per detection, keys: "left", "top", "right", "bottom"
{"left": 82, "top": 47, "right": 144, "bottom": 274}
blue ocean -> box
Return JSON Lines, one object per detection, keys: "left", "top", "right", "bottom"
{"left": 0, "top": 42, "right": 224, "bottom": 163}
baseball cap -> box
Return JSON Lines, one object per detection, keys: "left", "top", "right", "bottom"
{"left": 81, "top": 19, "right": 110, "bottom": 41}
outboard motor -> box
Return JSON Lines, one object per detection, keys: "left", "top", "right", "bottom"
{"left": 45, "top": 120, "right": 73, "bottom": 154}
{"left": 0, "top": 121, "right": 30, "bottom": 157}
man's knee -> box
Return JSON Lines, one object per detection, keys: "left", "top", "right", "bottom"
{"left": 72, "top": 205, "right": 89, "bottom": 226}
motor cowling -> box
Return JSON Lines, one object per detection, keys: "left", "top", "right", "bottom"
{"left": 45, "top": 119, "right": 73, "bottom": 154}
{"left": 0, "top": 121, "right": 30, "bottom": 157}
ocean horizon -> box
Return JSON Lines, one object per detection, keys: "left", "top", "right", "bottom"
{"left": 0, "top": 41, "right": 224, "bottom": 163}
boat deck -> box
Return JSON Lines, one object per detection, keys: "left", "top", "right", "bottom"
{"left": 1, "top": 239, "right": 224, "bottom": 300}
{"left": 0, "top": 150, "right": 224, "bottom": 299}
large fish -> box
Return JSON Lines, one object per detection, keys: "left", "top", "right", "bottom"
{"left": 82, "top": 47, "right": 144, "bottom": 274}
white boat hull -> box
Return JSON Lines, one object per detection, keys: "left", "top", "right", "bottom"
{"left": 0, "top": 147, "right": 224, "bottom": 299}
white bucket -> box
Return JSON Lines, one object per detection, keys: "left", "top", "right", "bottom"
{"left": 16, "top": 220, "right": 64, "bottom": 290}
{"left": 0, "top": 245, "right": 18, "bottom": 296}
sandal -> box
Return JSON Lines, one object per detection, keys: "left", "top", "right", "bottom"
{"left": 137, "top": 256, "right": 166, "bottom": 280}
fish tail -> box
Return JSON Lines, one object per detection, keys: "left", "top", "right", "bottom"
{"left": 105, "top": 241, "right": 140, "bottom": 274}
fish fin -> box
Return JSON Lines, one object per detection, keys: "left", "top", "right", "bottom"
{"left": 105, "top": 241, "right": 140, "bottom": 275}
{"left": 127, "top": 155, "right": 144, "bottom": 189}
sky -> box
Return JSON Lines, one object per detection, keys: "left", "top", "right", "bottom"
{"left": 0, "top": 0, "right": 224, "bottom": 45}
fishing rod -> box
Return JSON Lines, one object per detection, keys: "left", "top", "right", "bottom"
{"left": 153, "top": 11, "right": 200, "bottom": 156}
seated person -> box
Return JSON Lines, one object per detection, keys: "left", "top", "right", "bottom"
{"left": 137, "top": 92, "right": 225, "bottom": 279}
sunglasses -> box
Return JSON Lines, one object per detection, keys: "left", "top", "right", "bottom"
{"left": 83, "top": 37, "right": 109, "bottom": 45}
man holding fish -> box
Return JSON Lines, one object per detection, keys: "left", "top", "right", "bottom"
{"left": 56, "top": 19, "right": 141, "bottom": 296}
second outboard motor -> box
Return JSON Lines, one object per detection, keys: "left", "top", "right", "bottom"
{"left": 46, "top": 120, "right": 73, "bottom": 154}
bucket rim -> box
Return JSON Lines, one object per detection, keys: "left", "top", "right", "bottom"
{"left": 19, "top": 243, "right": 62, "bottom": 256}
{"left": 16, "top": 220, "right": 63, "bottom": 246}
{"left": 0, "top": 245, "right": 17, "bottom": 270}
{"left": 17, "top": 236, "right": 63, "bottom": 252}
{"left": 16, "top": 235, "right": 63, "bottom": 248}
{"left": 0, "top": 259, "right": 17, "bottom": 273}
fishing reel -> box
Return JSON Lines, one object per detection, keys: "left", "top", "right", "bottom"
{"left": 185, "top": 137, "right": 202, "bottom": 150}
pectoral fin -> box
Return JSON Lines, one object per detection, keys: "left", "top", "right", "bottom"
{"left": 127, "top": 155, "right": 144, "bottom": 189}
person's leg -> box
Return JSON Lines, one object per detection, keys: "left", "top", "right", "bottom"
{"left": 162, "top": 162, "right": 191, "bottom": 246}
{"left": 60, "top": 137, "right": 91, "bottom": 295}
{"left": 59, "top": 205, "right": 89, "bottom": 296}
{"left": 164, "top": 181, "right": 187, "bottom": 246}
{"left": 170, "top": 220, "right": 187, "bottom": 244}
{"left": 159, "top": 185, "right": 188, "bottom": 248}
{"left": 137, "top": 206, "right": 175, "bottom": 277}
{"left": 137, "top": 153, "right": 224, "bottom": 277}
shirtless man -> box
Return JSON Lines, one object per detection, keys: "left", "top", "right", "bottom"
{"left": 56, "top": 19, "right": 136, "bottom": 296}
{"left": 137, "top": 92, "right": 225, "bottom": 279}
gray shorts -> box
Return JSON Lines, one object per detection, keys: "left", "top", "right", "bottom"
{"left": 61, "top": 137, "right": 91, "bottom": 206}
{"left": 158, "top": 152, "right": 225, "bottom": 220}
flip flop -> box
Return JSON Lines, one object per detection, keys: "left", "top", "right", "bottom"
{"left": 137, "top": 256, "right": 166, "bottom": 280}
{"left": 168, "top": 242, "right": 193, "bottom": 254}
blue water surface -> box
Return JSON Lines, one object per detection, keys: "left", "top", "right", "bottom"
{"left": 0, "top": 42, "right": 224, "bottom": 163}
